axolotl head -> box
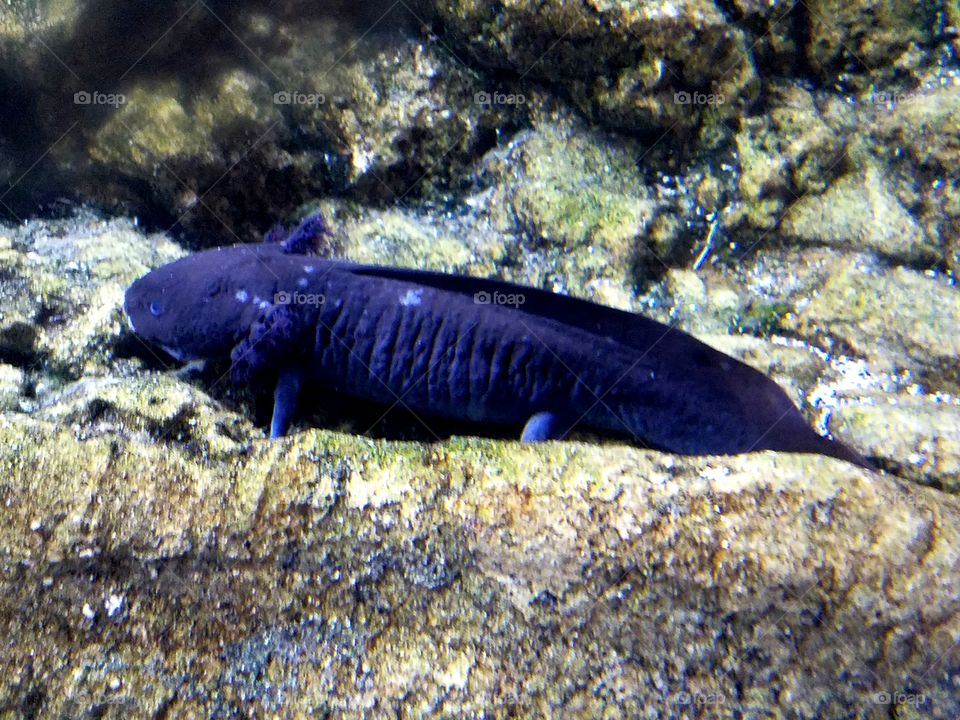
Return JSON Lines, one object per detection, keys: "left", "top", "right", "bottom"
{"left": 124, "top": 244, "right": 307, "bottom": 362}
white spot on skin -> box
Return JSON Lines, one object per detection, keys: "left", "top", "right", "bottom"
{"left": 258, "top": 300, "right": 270, "bottom": 310}
{"left": 298, "top": 277, "right": 308, "bottom": 288}
{"left": 105, "top": 594, "right": 124, "bottom": 617}
{"left": 253, "top": 296, "right": 262, "bottom": 305}
{"left": 235, "top": 289, "right": 249, "bottom": 303}
{"left": 304, "top": 265, "right": 315, "bottom": 273}
{"left": 399, "top": 288, "right": 423, "bottom": 306}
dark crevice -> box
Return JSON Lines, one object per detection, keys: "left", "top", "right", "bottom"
{"left": 0, "top": 322, "right": 43, "bottom": 368}
{"left": 789, "top": 0, "right": 819, "bottom": 81}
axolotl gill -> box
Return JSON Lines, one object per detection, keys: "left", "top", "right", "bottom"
{"left": 124, "top": 212, "right": 871, "bottom": 468}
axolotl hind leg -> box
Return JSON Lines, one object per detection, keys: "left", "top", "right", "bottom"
{"left": 520, "top": 411, "right": 566, "bottom": 442}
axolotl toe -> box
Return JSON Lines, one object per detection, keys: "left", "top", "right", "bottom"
{"left": 124, "top": 212, "right": 871, "bottom": 468}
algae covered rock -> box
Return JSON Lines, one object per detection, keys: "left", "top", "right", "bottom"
{"left": 782, "top": 258, "right": 960, "bottom": 392}
{"left": 804, "top": 0, "right": 940, "bottom": 82}
{"left": 281, "top": 36, "right": 518, "bottom": 204}
{"left": 0, "top": 0, "right": 79, "bottom": 40}
{"left": 78, "top": 29, "right": 503, "bottom": 243}
{"left": 730, "top": 78, "right": 960, "bottom": 271}
{"left": 780, "top": 163, "right": 939, "bottom": 263}
{"left": 725, "top": 0, "right": 944, "bottom": 87}
{"left": 0, "top": 212, "right": 182, "bottom": 389}
{"left": 0, "top": 363, "right": 23, "bottom": 412}
{"left": 732, "top": 82, "right": 851, "bottom": 231}
{"left": 475, "top": 111, "right": 663, "bottom": 293}
{"left": 831, "top": 396, "right": 960, "bottom": 492}
{"left": 0, "top": 410, "right": 958, "bottom": 716}
{"left": 1, "top": 4, "right": 517, "bottom": 245}
{"left": 422, "top": 0, "right": 759, "bottom": 134}
{"left": 85, "top": 72, "right": 285, "bottom": 242}
{"left": 865, "top": 83, "right": 960, "bottom": 274}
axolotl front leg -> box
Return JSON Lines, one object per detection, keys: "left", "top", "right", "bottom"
{"left": 269, "top": 367, "right": 304, "bottom": 437}
{"left": 231, "top": 301, "right": 315, "bottom": 438}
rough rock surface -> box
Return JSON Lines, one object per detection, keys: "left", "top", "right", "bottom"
{"left": 782, "top": 258, "right": 960, "bottom": 393}
{"left": 1, "top": 2, "right": 519, "bottom": 242}
{"left": 1, "top": 0, "right": 957, "bottom": 269}
{"left": 0, "top": 204, "right": 958, "bottom": 716}
{"left": 803, "top": 0, "right": 941, "bottom": 82}
{"left": 1, "top": 407, "right": 958, "bottom": 717}
{"left": 0, "top": 215, "right": 182, "bottom": 389}
{"left": 833, "top": 397, "right": 960, "bottom": 493}
{"left": 864, "top": 83, "right": 960, "bottom": 274}
{"left": 420, "top": 0, "right": 760, "bottom": 134}
{"left": 780, "top": 163, "right": 940, "bottom": 263}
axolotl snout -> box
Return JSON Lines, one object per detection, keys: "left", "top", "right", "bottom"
{"left": 125, "top": 214, "right": 870, "bottom": 468}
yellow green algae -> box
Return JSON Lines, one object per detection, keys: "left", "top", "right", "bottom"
{"left": 90, "top": 86, "right": 211, "bottom": 170}
{"left": 833, "top": 398, "right": 960, "bottom": 493}
{"left": 481, "top": 110, "right": 660, "bottom": 293}
{"left": 783, "top": 258, "right": 960, "bottom": 392}
{"left": 804, "top": 0, "right": 939, "bottom": 80}
{"left": 1, "top": 398, "right": 958, "bottom": 716}
{"left": 426, "top": 0, "right": 759, "bottom": 133}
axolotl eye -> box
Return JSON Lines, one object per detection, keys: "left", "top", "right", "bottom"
{"left": 149, "top": 301, "right": 164, "bottom": 317}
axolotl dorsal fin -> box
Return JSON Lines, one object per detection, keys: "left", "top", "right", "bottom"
{"left": 264, "top": 212, "right": 331, "bottom": 255}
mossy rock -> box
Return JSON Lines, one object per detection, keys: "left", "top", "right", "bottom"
{"left": 421, "top": 0, "right": 759, "bottom": 134}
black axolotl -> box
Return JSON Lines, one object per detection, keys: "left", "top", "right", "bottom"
{"left": 124, "top": 213, "right": 870, "bottom": 468}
